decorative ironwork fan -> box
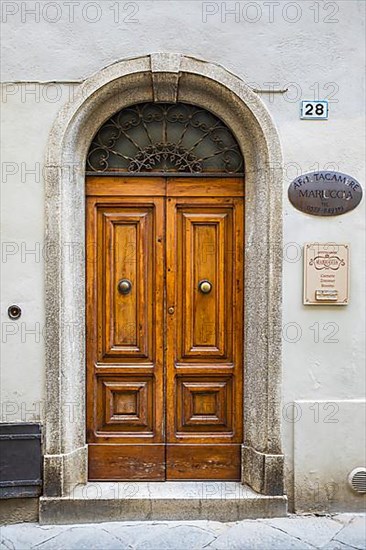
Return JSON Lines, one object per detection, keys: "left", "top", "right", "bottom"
{"left": 86, "top": 102, "right": 244, "bottom": 174}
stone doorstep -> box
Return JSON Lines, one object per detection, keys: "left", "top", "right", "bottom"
{"left": 39, "top": 482, "right": 288, "bottom": 525}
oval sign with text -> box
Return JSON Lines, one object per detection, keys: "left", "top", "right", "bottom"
{"left": 288, "top": 171, "right": 363, "bottom": 216}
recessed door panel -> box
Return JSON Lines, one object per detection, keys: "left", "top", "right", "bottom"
{"left": 101, "top": 208, "right": 153, "bottom": 359}
{"left": 177, "top": 209, "right": 233, "bottom": 360}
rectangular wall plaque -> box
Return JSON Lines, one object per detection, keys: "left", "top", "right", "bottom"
{"left": 303, "top": 243, "right": 350, "bottom": 305}
{"left": 300, "top": 100, "right": 329, "bottom": 120}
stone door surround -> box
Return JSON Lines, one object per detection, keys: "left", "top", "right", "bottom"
{"left": 43, "top": 53, "right": 284, "bottom": 498}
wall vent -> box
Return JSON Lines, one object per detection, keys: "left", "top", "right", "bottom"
{"left": 348, "top": 468, "right": 366, "bottom": 494}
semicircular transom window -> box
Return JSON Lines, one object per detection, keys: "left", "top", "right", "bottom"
{"left": 86, "top": 102, "right": 244, "bottom": 175}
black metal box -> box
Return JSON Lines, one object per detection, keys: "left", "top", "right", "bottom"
{"left": 0, "top": 423, "right": 42, "bottom": 498}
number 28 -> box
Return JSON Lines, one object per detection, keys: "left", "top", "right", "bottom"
{"left": 304, "top": 103, "right": 326, "bottom": 116}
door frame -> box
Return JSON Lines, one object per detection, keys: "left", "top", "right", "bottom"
{"left": 43, "top": 53, "right": 284, "bottom": 498}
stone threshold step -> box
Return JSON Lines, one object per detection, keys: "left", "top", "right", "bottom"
{"left": 39, "top": 482, "right": 287, "bottom": 524}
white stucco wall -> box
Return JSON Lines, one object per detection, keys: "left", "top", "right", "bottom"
{"left": 1, "top": 0, "right": 365, "bottom": 511}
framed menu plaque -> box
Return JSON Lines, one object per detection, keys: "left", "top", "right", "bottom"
{"left": 304, "top": 243, "right": 350, "bottom": 305}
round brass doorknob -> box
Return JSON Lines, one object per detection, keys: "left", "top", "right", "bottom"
{"left": 198, "top": 280, "right": 212, "bottom": 294}
{"left": 118, "top": 279, "right": 132, "bottom": 295}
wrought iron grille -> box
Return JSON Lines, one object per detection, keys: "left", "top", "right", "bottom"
{"left": 86, "top": 103, "right": 244, "bottom": 174}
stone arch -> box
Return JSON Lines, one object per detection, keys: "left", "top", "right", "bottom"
{"left": 43, "top": 53, "right": 284, "bottom": 497}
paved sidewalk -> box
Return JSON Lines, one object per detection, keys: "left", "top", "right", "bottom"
{"left": 1, "top": 514, "right": 365, "bottom": 550}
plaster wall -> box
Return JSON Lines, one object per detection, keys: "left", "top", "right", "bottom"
{"left": 1, "top": 0, "right": 365, "bottom": 512}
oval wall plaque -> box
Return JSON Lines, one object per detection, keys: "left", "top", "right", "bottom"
{"left": 288, "top": 171, "right": 363, "bottom": 216}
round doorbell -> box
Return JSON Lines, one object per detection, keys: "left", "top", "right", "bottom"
{"left": 8, "top": 305, "right": 22, "bottom": 320}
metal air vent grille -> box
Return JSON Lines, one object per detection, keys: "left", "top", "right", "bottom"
{"left": 348, "top": 468, "right": 366, "bottom": 494}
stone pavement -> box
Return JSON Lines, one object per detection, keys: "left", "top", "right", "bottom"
{"left": 1, "top": 514, "right": 365, "bottom": 550}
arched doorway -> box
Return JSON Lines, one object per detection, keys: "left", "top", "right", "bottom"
{"left": 85, "top": 102, "right": 245, "bottom": 480}
{"left": 43, "top": 54, "right": 284, "bottom": 498}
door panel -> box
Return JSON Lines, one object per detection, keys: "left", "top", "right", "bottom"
{"left": 101, "top": 208, "right": 152, "bottom": 359}
{"left": 86, "top": 178, "right": 244, "bottom": 481}
{"left": 86, "top": 176, "right": 166, "bottom": 197}
{"left": 86, "top": 193, "right": 165, "bottom": 480}
{"left": 88, "top": 444, "right": 165, "bottom": 481}
{"left": 166, "top": 445, "right": 241, "bottom": 480}
{"left": 166, "top": 195, "right": 244, "bottom": 480}
{"left": 177, "top": 209, "right": 233, "bottom": 359}
{"left": 166, "top": 177, "right": 243, "bottom": 197}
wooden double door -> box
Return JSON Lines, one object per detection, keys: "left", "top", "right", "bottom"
{"left": 86, "top": 177, "right": 244, "bottom": 480}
